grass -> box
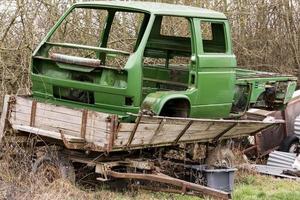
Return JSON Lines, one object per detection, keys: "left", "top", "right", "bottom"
{"left": 233, "top": 172, "right": 300, "bottom": 200}
{"left": 0, "top": 139, "right": 300, "bottom": 199}
{"left": 0, "top": 166, "right": 299, "bottom": 200}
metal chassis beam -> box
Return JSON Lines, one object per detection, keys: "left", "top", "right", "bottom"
{"left": 107, "top": 170, "right": 231, "bottom": 200}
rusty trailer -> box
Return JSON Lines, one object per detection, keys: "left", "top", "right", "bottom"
{"left": 0, "top": 95, "right": 285, "bottom": 199}
{"left": 0, "top": 95, "right": 283, "bottom": 153}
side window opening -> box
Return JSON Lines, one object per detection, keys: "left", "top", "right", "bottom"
{"left": 142, "top": 16, "right": 192, "bottom": 97}
{"left": 201, "top": 21, "right": 226, "bottom": 53}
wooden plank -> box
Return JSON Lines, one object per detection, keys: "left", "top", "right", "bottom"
{"left": 221, "top": 123, "right": 270, "bottom": 138}
{"left": 13, "top": 102, "right": 108, "bottom": 129}
{"left": 10, "top": 110, "right": 109, "bottom": 144}
{"left": 11, "top": 115, "right": 107, "bottom": 142}
{"left": 212, "top": 123, "right": 237, "bottom": 143}
{"left": 11, "top": 110, "right": 108, "bottom": 133}
{"left": 115, "top": 120, "right": 264, "bottom": 147}
{"left": 140, "top": 116, "right": 189, "bottom": 125}
{"left": 12, "top": 125, "right": 108, "bottom": 147}
{"left": 139, "top": 122, "right": 234, "bottom": 144}
{"left": 144, "top": 123, "right": 189, "bottom": 144}
{"left": 15, "top": 97, "right": 84, "bottom": 117}
{"left": 126, "top": 114, "right": 142, "bottom": 147}
{"left": 13, "top": 124, "right": 62, "bottom": 140}
{"left": 0, "top": 95, "right": 11, "bottom": 140}
{"left": 178, "top": 123, "right": 235, "bottom": 142}
{"left": 118, "top": 123, "right": 136, "bottom": 132}
{"left": 149, "top": 118, "right": 166, "bottom": 144}
{"left": 8, "top": 96, "right": 281, "bottom": 152}
{"left": 173, "top": 120, "right": 193, "bottom": 144}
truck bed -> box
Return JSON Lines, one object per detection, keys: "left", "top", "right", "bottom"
{"left": 236, "top": 68, "right": 295, "bottom": 81}
{"left": 0, "top": 95, "right": 284, "bottom": 153}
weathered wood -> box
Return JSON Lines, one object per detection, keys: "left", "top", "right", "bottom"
{"left": 212, "top": 123, "right": 237, "bottom": 143}
{"left": 173, "top": 120, "right": 193, "bottom": 144}
{"left": 80, "top": 110, "right": 88, "bottom": 139}
{"left": 5, "top": 95, "right": 283, "bottom": 152}
{"left": 149, "top": 118, "right": 166, "bottom": 144}
{"left": 30, "top": 100, "right": 37, "bottom": 126}
{"left": 10, "top": 103, "right": 109, "bottom": 145}
{"left": 13, "top": 101, "right": 109, "bottom": 129}
{"left": 126, "top": 113, "right": 142, "bottom": 147}
{"left": 11, "top": 115, "right": 108, "bottom": 144}
{"left": 107, "top": 115, "right": 118, "bottom": 152}
{"left": 11, "top": 99, "right": 109, "bottom": 130}
{"left": 0, "top": 95, "right": 11, "bottom": 140}
{"left": 13, "top": 124, "right": 63, "bottom": 140}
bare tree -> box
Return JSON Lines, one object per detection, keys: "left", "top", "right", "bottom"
{"left": 0, "top": 0, "right": 299, "bottom": 107}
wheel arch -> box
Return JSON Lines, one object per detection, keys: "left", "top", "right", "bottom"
{"left": 141, "top": 93, "right": 191, "bottom": 117}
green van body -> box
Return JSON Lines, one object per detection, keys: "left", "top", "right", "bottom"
{"left": 31, "top": 2, "right": 297, "bottom": 121}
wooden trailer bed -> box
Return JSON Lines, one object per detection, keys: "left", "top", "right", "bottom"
{"left": 0, "top": 95, "right": 284, "bottom": 153}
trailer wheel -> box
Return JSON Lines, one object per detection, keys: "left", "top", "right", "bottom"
{"left": 279, "top": 135, "right": 299, "bottom": 153}
{"left": 32, "top": 155, "right": 75, "bottom": 183}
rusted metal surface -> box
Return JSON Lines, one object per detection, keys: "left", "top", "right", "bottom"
{"left": 107, "top": 115, "right": 118, "bottom": 152}
{"left": 126, "top": 113, "right": 142, "bottom": 147}
{"left": 30, "top": 100, "right": 37, "bottom": 127}
{"left": 80, "top": 110, "right": 88, "bottom": 139}
{"left": 283, "top": 96, "right": 300, "bottom": 135}
{"left": 95, "top": 160, "right": 155, "bottom": 172}
{"left": 94, "top": 160, "right": 231, "bottom": 199}
{"left": 106, "top": 170, "right": 231, "bottom": 200}
{"left": 50, "top": 53, "right": 102, "bottom": 68}
{"left": 244, "top": 95, "right": 300, "bottom": 157}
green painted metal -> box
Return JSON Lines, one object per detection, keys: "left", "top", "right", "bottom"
{"left": 31, "top": 2, "right": 297, "bottom": 121}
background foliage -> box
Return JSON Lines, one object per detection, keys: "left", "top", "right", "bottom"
{"left": 0, "top": 0, "right": 299, "bottom": 106}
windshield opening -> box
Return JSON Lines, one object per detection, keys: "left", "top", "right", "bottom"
{"left": 47, "top": 7, "right": 149, "bottom": 68}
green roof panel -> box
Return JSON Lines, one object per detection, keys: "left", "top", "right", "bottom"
{"left": 74, "top": 1, "right": 227, "bottom": 19}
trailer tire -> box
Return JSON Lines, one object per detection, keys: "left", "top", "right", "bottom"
{"left": 32, "top": 155, "right": 75, "bottom": 183}
{"left": 279, "top": 135, "right": 299, "bottom": 153}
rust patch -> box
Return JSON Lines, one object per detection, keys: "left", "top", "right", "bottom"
{"left": 80, "top": 110, "right": 88, "bottom": 139}
{"left": 30, "top": 101, "right": 37, "bottom": 127}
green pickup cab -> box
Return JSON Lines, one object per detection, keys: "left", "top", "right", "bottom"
{"left": 31, "top": 1, "right": 297, "bottom": 120}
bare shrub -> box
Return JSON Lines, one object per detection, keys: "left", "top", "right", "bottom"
{"left": 0, "top": 0, "right": 299, "bottom": 107}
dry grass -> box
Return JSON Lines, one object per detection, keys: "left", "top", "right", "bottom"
{"left": 0, "top": 138, "right": 299, "bottom": 200}
{"left": 0, "top": 137, "right": 198, "bottom": 200}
